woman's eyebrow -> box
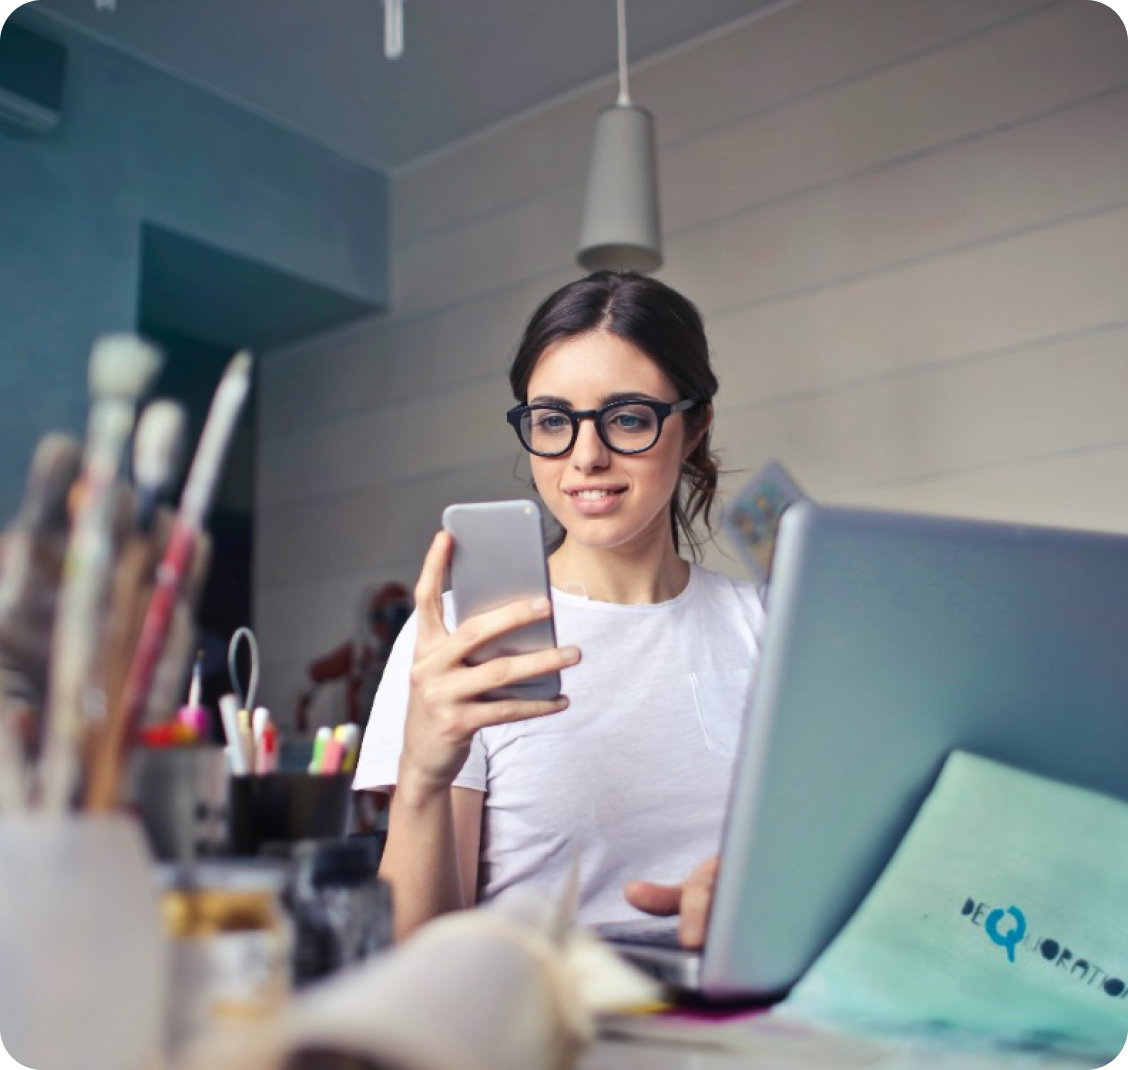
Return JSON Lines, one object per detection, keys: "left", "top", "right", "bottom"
{"left": 603, "top": 391, "right": 663, "bottom": 404}
{"left": 527, "top": 391, "right": 665, "bottom": 407}
{"left": 528, "top": 394, "right": 572, "bottom": 407}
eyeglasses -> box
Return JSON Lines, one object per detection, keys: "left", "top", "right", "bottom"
{"left": 506, "top": 398, "right": 699, "bottom": 457}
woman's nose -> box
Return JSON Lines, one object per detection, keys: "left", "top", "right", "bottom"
{"left": 570, "top": 417, "right": 610, "bottom": 471}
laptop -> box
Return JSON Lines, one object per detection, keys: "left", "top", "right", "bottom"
{"left": 606, "top": 502, "right": 1128, "bottom": 1001}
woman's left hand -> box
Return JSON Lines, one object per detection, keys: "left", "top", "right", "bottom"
{"left": 623, "top": 855, "right": 720, "bottom": 949}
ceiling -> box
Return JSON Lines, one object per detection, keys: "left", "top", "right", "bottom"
{"left": 23, "top": 0, "right": 784, "bottom": 172}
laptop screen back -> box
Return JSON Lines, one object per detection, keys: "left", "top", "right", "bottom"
{"left": 703, "top": 503, "right": 1128, "bottom": 999}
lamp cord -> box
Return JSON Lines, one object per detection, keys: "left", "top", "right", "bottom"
{"left": 616, "top": 0, "right": 631, "bottom": 105}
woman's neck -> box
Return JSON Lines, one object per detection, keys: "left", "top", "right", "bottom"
{"left": 548, "top": 536, "right": 691, "bottom": 605}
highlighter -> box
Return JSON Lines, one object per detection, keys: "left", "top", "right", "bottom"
{"left": 308, "top": 726, "right": 332, "bottom": 775}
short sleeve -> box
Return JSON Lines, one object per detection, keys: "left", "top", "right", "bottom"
{"left": 352, "top": 610, "right": 418, "bottom": 792}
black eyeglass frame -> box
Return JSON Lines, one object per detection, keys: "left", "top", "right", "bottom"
{"left": 505, "top": 397, "right": 700, "bottom": 457}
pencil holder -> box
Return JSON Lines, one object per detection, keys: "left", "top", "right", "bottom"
{"left": 227, "top": 771, "right": 352, "bottom": 856}
{"left": 0, "top": 814, "right": 166, "bottom": 1070}
{"left": 127, "top": 744, "right": 230, "bottom": 861}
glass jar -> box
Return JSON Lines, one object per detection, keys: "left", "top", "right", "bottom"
{"left": 160, "top": 859, "right": 292, "bottom": 1057}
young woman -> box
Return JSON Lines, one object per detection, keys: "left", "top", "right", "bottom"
{"left": 354, "top": 271, "right": 764, "bottom": 943}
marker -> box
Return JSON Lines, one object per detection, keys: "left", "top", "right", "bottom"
{"left": 219, "top": 692, "right": 250, "bottom": 775}
{"left": 308, "top": 725, "right": 332, "bottom": 774}
{"left": 252, "top": 706, "right": 275, "bottom": 774}
{"left": 257, "top": 718, "right": 277, "bottom": 774}
{"left": 319, "top": 734, "right": 345, "bottom": 775}
{"left": 336, "top": 724, "right": 361, "bottom": 774}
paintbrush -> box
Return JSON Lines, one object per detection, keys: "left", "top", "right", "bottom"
{"left": 131, "top": 399, "right": 186, "bottom": 532}
{"left": 98, "top": 400, "right": 186, "bottom": 728}
{"left": 37, "top": 336, "right": 161, "bottom": 811}
{"left": 85, "top": 350, "right": 253, "bottom": 811}
{"left": 0, "top": 433, "right": 83, "bottom": 812}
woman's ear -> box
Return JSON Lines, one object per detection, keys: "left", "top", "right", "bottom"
{"left": 683, "top": 402, "right": 713, "bottom": 460}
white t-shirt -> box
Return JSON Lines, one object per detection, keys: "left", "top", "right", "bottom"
{"left": 354, "top": 563, "right": 765, "bottom": 925}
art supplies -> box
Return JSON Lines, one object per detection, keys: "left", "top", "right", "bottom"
{"left": 39, "top": 335, "right": 162, "bottom": 811}
{"left": 99, "top": 400, "right": 187, "bottom": 739}
{"left": 219, "top": 693, "right": 251, "bottom": 776}
{"left": 305, "top": 723, "right": 359, "bottom": 775}
{"left": 85, "top": 350, "right": 253, "bottom": 812}
{"left": 0, "top": 433, "right": 82, "bottom": 813}
{"left": 176, "top": 650, "right": 209, "bottom": 738}
{"left": 252, "top": 707, "right": 277, "bottom": 774}
{"left": 308, "top": 725, "right": 332, "bottom": 775}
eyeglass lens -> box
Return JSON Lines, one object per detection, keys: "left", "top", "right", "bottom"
{"left": 521, "top": 402, "right": 664, "bottom": 455}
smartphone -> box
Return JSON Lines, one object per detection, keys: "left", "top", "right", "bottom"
{"left": 442, "top": 499, "right": 560, "bottom": 701}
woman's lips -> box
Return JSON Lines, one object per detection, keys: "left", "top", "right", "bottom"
{"left": 564, "top": 486, "right": 626, "bottom": 515}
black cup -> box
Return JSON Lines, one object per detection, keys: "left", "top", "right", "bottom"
{"left": 227, "top": 772, "right": 352, "bottom": 856}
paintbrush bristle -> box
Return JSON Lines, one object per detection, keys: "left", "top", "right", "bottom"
{"left": 133, "top": 400, "right": 186, "bottom": 492}
{"left": 88, "top": 334, "right": 162, "bottom": 401}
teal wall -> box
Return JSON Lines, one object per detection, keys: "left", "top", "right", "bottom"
{"left": 0, "top": 7, "right": 388, "bottom": 518}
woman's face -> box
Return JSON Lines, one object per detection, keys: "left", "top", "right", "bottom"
{"left": 525, "top": 329, "right": 699, "bottom": 556}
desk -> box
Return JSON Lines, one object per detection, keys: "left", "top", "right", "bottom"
{"left": 582, "top": 1039, "right": 760, "bottom": 1069}
{"left": 580, "top": 1035, "right": 1102, "bottom": 1070}
{"left": 579, "top": 1017, "right": 1106, "bottom": 1070}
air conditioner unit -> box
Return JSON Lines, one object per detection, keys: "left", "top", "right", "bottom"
{"left": 0, "top": 20, "right": 66, "bottom": 135}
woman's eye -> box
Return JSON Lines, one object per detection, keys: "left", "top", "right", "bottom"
{"left": 608, "top": 406, "right": 656, "bottom": 433}
{"left": 533, "top": 411, "right": 571, "bottom": 434}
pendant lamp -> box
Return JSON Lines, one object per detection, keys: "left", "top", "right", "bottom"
{"left": 577, "top": 0, "right": 662, "bottom": 273}
{"left": 383, "top": 0, "right": 404, "bottom": 60}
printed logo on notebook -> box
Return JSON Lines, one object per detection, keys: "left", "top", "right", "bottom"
{"left": 960, "top": 897, "right": 1128, "bottom": 1000}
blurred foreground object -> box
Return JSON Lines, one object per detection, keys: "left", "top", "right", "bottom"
{"left": 0, "top": 814, "right": 167, "bottom": 1070}
{"left": 180, "top": 879, "right": 658, "bottom": 1070}
{"left": 0, "top": 433, "right": 82, "bottom": 809}
{"left": 161, "top": 858, "right": 292, "bottom": 1060}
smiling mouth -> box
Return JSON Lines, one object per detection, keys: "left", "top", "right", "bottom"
{"left": 567, "top": 488, "right": 625, "bottom": 500}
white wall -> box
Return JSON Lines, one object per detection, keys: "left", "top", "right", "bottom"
{"left": 256, "top": 0, "right": 1128, "bottom": 729}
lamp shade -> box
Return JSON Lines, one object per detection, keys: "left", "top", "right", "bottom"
{"left": 577, "top": 102, "right": 662, "bottom": 273}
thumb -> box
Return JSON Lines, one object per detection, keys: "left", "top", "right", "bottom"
{"left": 623, "top": 879, "right": 683, "bottom": 917}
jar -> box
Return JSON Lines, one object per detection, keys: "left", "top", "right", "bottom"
{"left": 160, "top": 860, "right": 292, "bottom": 1057}
{"left": 287, "top": 835, "right": 392, "bottom": 985}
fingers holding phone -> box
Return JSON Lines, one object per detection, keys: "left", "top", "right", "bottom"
{"left": 443, "top": 500, "right": 564, "bottom": 701}
{"left": 399, "top": 503, "right": 578, "bottom": 796}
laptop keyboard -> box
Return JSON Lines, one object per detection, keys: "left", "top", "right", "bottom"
{"left": 594, "top": 920, "right": 685, "bottom": 948}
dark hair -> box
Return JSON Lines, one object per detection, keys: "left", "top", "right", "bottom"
{"left": 509, "top": 270, "right": 720, "bottom": 558}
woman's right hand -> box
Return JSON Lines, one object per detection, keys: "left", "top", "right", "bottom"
{"left": 396, "top": 530, "right": 579, "bottom": 800}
